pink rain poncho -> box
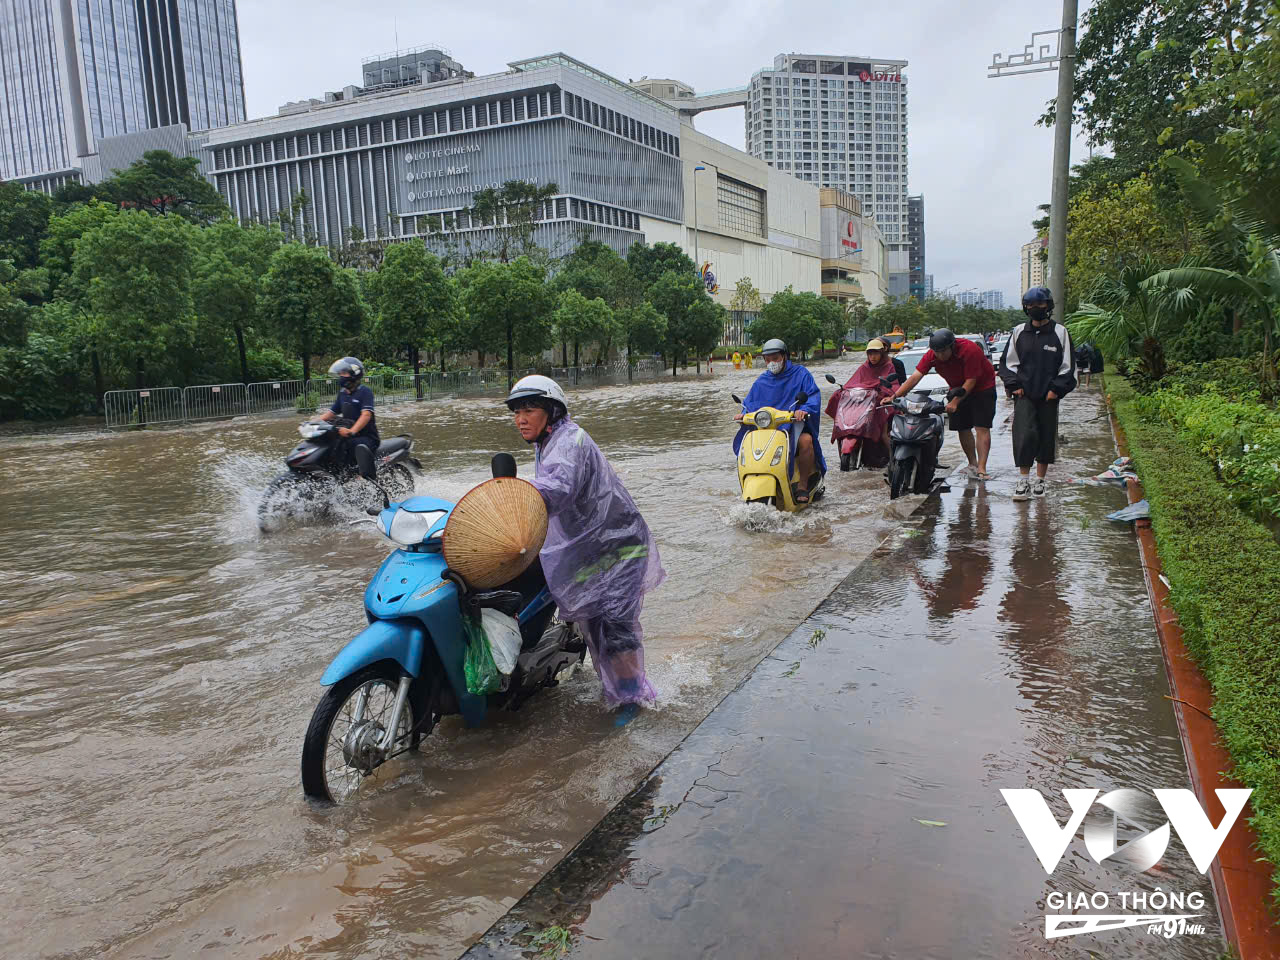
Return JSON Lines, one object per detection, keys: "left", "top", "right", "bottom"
{"left": 824, "top": 357, "right": 896, "bottom": 444}
{"left": 528, "top": 416, "right": 666, "bottom": 706}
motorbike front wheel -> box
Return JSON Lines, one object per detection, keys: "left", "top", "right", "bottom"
{"left": 301, "top": 663, "right": 426, "bottom": 804}
{"left": 380, "top": 462, "right": 416, "bottom": 500}
{"left": 258, "top": 472, "right": 328, "bottom": 532}
{"left": 888, "top": 458, "right": 915, "bottom": 500}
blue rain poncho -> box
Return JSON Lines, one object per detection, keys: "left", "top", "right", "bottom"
{"left": 733, "top": 361, "right": 828, "bottom": 475}
{"left": 529, "top": 416, "right": 665, "bottom": 705}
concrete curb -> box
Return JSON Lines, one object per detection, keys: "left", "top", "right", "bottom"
{"left": 1106, "top": 393, "right": 1279, "bottom": 960}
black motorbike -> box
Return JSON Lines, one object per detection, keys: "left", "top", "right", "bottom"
{"left": 885, "top": 385, "right": 964, "bottom": 499}
{"left": 258, "top": 418, "right": 421, "bottom": 531}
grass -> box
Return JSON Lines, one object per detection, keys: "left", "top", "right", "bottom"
{"left": 808, "top": 628, "right": 826, "bottom": 649}
{"left": 1109, "top": 374, "right": 1280, "bottom": 915}
{"left": 530, "top": 925, "right": 574, "bottom": 958}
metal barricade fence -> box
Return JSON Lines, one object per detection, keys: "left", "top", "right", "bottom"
{"left": 104, "top": 387, "right": 185, "bottom": 428}
{"left": 247, "top": 379, "right": 306, "bottom": 416}
{"left": 183, "top": 383, "right": 247, "bottom": 422}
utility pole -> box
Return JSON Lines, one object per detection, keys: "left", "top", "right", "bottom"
{"left": 692, "top": 164, "right": 708, "bottom": 271}
{"left": 989, "top": 1, "right": 1079, "bottom": 314}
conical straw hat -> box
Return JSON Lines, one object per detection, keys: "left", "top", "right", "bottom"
{"left": 442, "top": 477, "right": 548, "bottom": 589}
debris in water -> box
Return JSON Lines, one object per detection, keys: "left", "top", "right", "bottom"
{"left": 782, "top": 662, "right": 801, "bottom": 678}
{"left": 807, "top": 629, "right": 826, "bottom": 649}
{"left": 916, "top": 819, "right": 947, "bottom": 827}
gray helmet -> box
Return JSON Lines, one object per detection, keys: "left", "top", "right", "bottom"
{"left": 760, "top": 338, "right": 789, "bottom": 357}
{"left": 328, "top": 356, "right": 364, "bottom": 388}
{"left": 928, "top": 329, "right": 956, "bottom": 353}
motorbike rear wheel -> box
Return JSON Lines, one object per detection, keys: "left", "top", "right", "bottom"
{"left": 888, "top": 458, "right": 914, "bottom": 500}
{"left": 301, "top": 663, "right": 428, "bottom": 804}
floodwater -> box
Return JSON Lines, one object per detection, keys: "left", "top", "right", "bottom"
{"left": 461, "top": 389, "right": 1224, "bottom": 959}
{"left": 1, "top": 359, "right": 946, "bottom": 960}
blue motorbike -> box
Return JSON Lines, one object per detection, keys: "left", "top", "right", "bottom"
{"left": 300, "top": 456, "right": 586, "bottom": 804}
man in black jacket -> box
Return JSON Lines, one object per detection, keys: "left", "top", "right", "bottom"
{"left": 998, "top": 287, "right": 1076, "bottom": 500}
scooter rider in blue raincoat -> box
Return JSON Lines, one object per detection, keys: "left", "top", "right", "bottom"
{"left": 733, "top": 338, "right": 827, "bottom": 503}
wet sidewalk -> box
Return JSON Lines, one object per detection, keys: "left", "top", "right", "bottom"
{"left": 460, "top": 390, "right": 1224, "bottom": 959}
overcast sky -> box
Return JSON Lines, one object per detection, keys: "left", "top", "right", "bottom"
{"left": 237, "top": 0, "right": 1095, "bottom": 302}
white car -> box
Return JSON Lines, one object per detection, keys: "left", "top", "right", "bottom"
{"left": 896, "top": 350, "right": 949, "bottom": 399}
{"left": 989, "top": 337, "right": 1010, "bottom": 362}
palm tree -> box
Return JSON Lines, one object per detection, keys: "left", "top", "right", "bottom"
{"left": 1141, "top": 155, "right": 1280, "bottom": 379}
{"left": 1067, "top": 257, "right": 1196, "bottom": 379}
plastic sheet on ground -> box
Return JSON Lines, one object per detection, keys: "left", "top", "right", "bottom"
{"left": 1106, "top": 498, "right": 1150, "bottom": 523}
{"left": 1065, "top": 455, "right": 1138, "bottom": 487}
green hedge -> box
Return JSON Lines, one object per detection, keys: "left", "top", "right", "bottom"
{"left": 1109, "top": 374, "right": 1280, "bottom": 911}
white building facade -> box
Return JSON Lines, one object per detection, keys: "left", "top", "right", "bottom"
{"left": 744, "top": 53, "right": 909, "bottom": 261}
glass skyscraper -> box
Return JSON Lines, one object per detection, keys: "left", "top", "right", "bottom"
{"left": 0, "top": 0, "right": 246, "bottom": 181}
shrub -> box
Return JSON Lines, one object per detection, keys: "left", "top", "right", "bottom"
{"left": 1109, "top": 374, "right": 1280, "bottom": 910}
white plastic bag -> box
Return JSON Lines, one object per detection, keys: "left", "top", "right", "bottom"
{"left": 480, "top": 608, "right": 523, "bottom": 676}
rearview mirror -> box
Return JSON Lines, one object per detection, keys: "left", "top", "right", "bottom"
{"left": 731, "top": 393, "right": 743, "bottom": 405}
{"left": 795, "top": 390, "right": 808, "bottom": 404}
{"left": 825, "top": 374, "right": 837, "bottom": 384}
{"left": 491, "top": 453, "right": 517, "bottom": 478}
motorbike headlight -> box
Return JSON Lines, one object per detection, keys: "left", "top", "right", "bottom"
{"left": 384, "top": 509, "right": 446, "bottom": 546}
{"left": 298, "top": 422, "right": 326, "bottom": 439}
{"left": 754, "top": 409, "right": 774, "bottom": 430}
{"left": 906, "top": 400, "right": 927, "bottom": 415}
{"left": 770, "top": 447, "right": 784, "bottom": 466}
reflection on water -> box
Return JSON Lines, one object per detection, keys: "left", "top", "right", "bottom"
{"left": 1, "top": 361, "right": 946, "bottom": 960}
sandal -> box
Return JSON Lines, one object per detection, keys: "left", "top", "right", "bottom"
{"left": 976, "top": 471, "right": 992, "bottom": 481}
{"left": 795, "top": 490, "right": 811, "bottom": 504}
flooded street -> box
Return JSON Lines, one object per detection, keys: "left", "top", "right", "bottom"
{"left": 2, "top": 360, "right": 935, "bottom": 960}
{"left": 463, "top": 388, "right": 1224, "bottom": 959}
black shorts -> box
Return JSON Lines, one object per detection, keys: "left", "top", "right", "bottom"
{"left": 950, "top": 386, "right": 997, "bottom": 432}
{"left": 1012, "top": 396, "right": 1060, "bottom": 466}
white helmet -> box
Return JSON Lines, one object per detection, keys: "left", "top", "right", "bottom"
{"left": 505, "top": 375, "right": 568, "bottom": 420}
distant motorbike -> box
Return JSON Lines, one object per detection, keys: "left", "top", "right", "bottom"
{"left": 731, "top": 389, "right": 826, "bottom": 512}
{"left": 258, "top": 418, "right": 420, "bottom": 531}
{"left": 885, "top": 385, "right": 963, "bottom": 499}
{"left": 300, "top": 454, "right": 586, "bottom": 804}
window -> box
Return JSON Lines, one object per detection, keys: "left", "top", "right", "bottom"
{"left": 717, "top": 176, "right": 765, "bottom": 236}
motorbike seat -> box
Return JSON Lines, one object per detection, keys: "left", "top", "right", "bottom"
{"left": 471, "top": 590, "right": 524, "bottom": 617}
{"left": 377, "top": 436, "right": 411, "bottom": 457}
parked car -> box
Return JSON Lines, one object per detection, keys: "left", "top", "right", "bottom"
{"left": 911, "top": 337, "right": 932, "bottom": 349}
{"left": 895, "top": 350, "right": 949, "bottom": 399}
{"left": 989, "top": 336, "right": 1010, "bottom": 361}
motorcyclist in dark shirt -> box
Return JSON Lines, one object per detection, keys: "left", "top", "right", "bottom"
{"left": 318, "top": 356, "right": 380, "bottom": 480}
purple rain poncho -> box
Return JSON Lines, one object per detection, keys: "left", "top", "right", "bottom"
{"left": 529, "top": 416, "right": 665, "bottom": 705}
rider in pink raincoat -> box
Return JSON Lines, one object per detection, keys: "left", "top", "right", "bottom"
{"left": 506, "top": 375, "right": 665, "bottom": 706}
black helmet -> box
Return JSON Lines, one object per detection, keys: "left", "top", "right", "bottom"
{"left": 329, "top": 356, "right": 364, "bottom": 389}
{"left": 1022, "top": 286, "right": 1054, "bottom": 318}
{"left": 928, "top": 328, "right": 956, "bottom": 353}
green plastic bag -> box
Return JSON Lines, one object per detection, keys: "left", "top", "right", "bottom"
{"left": 462, "top": 615, "right": 502, "bottom": 695}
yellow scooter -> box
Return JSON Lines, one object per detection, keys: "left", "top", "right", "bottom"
{"left": 732, "top": 390, "right": 826, "bottom": 512}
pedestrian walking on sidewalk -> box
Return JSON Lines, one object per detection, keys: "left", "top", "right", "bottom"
{"left": 998, "top": 287, "right": 1077, "bottom": 500}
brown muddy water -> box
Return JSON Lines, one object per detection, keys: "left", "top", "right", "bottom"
{"left": 1, "top": 360, "right": 944, "bottom": 960}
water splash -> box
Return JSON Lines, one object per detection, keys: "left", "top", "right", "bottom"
{"left": 724, "top": 500, "right": 832, "bottom": 535}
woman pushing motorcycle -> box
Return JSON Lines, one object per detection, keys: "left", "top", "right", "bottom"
{"left": 505, "top": 375, "right": 665, "bottom": 707}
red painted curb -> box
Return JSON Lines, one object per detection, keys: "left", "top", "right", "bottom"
{"left": 1108, "top": 402, "right": 1279, "bottom": 959}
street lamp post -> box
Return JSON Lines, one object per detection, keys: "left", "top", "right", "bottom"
{"left": 988, "top": 0, "right": 1079, "bottom": 314}
{"left": 692, "top": 164, "right": 708, "bottom": 270}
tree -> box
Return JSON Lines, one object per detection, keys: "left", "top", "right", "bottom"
{"left": 922, "top": 296, "right": 960, "bottom": 333}
{"left": 1064, "top": 174, "right": 1203, "bottom": 310}
{"left": 466, "top": 180, "right": 561, "bottom": 264}
{"left": 730, "top": 276, "right": 764, "bottom": 313}
{"left": 647, "top": 270, "right": 704, "bottom": 374}
{"left": 1067, "top": 257, "right": 1194, "bottom": 379}
{"left": 100, "top": 150, "right": 229, "bottom": 223}
{"left": 1050, "top": 0, "right": 1265, "bottom": 168}
{"left": 617, "top": 302, "right": 666, "bottom": 373}
{"left": 0, "top": 181, "right": 53, "bottom": 271}
{"left": 867, "top": 299, "right": 925, "bottom": 339}
{"left": 814, "top": 295, "right": 846, "bottom": 357}
{"left": 627, "top": 241, "right": 696, "bottom": 289}
{"left": 842, "top": 291, "right": 870, "bottom": 338}
{"left": 459, "top": 256, "right": 554, "bottom": 387}
{"left": 193, "top": 221, "right": 283, "bottom": 383}
{"left": 553, "top": 289, "right": 615, "bottom": 367}
{"left": 679, "top": 296, "right": 727, "bottom": 372}
{"left": 367, "top": 241, "right": 457, "bottom": 384}
{"left": 748, "top": 287, "right": 825, "bottom": 359}
{"left": 70, "top": 209, "right": 198, "bottom": 389}
{"left": 39, "top": 200, "right": 120, "bottom": 299}
{"left": 257, "top": 244, "right": 366, "bottom": 382}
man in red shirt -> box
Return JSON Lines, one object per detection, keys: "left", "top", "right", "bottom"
{"left": 884, "top": 328, "right": 997, "bottom": 479}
